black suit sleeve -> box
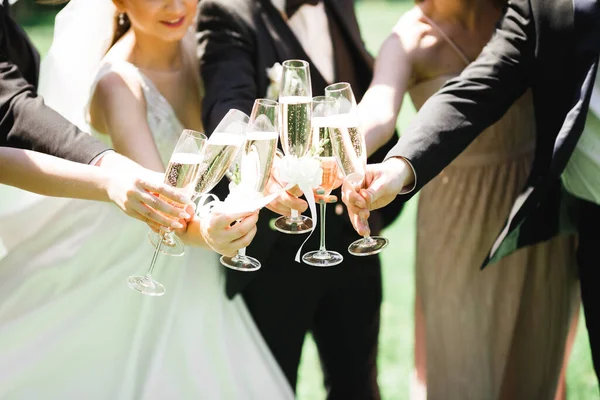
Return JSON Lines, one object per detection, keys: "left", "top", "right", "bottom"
{"left": 197, "top": 0, "right": 258, "bottom": 134}
{"left": 0, "top": 10, "right": 108, "bottom": 164}
{"left": 0, "top": 58, "right": 109, "bottom": 164}
{"left": 388, "top": 0, "right": 535, "bottom": 197}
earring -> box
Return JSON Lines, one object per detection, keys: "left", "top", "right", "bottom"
{"left": 119, "top": 13, "right": 126, "bottom": 26}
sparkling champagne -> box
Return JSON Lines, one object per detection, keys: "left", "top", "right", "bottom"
{"left": 164, "top": 153, "right": 203, "bottom": 193}
{"left": 312, "top": 117, "right": 338, "bottom": 195}
{"left": 241, "top": 131, "right": 278, "bottom": 192}
{"left": 280, "top": 96, "right": 312, "bottom": 157}
{"left": 195, "top": 133, "right": 244, "bottom": 194}
{"left": 312, "top": 116, "right": 334, "bottom": 157}
{"left": 159, "top": 153, "right": 203, "bottom": 216}
{"left": 328, "top": 119, "right": 366, "bottom": 182}
{"left": 319, "top": 156, "right": 339, "bottom": 195}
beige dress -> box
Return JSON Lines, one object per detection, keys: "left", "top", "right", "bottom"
{"left": 410, "top": 18, "right": 580, "bottom": 400}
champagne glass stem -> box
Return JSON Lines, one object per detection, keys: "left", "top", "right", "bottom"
{"left": 232, "top": 247, "right": 246, "bottom": 262}
{"left": 318, "top": 201, "right": 327, "bottom": 252}
{"left": 290, "top": 209, "right": 299, "bottom": 220}
{"left": 358, "top": 216, "right": 375, "bottom": 245}
{"left": 362, "top": 235, "right": 376, "bottom": 246}
{"left": 147, "top": 228, "right": 167, "bottom": 278}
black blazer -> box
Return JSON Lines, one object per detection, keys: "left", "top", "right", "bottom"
{"left": 197, "top": 0, "right": 403, "bottom": 297}
{"left": 388, "top": 0, "right": 600, "bottom": 266}
{"left": 0, "top": 2, "right": 108, "bottom": 164}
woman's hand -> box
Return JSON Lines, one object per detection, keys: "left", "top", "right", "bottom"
{"left": 175, "top": 210, "right": 259, "bottom": 257}
{"left": 202, "top": 210, "right": 259, "bottom": 257}
{"left": 98, "top": 152, "right": 194, "bottom": 229}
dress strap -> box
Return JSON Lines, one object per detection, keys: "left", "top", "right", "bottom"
{"left": 419, "top": 9, "right": 471, "bottom": 66}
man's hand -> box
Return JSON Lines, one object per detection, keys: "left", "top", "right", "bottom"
{"left": 96, "top": 152, "right": 194, "bottom": 229}
{"left": 342, "top": 157, "right": 412, "bottom": 235}
{"left": 199, "top": 210, "right": 259, "bottom": 257}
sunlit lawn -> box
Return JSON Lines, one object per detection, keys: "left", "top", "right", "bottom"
{"left": 23, "top": 1, "right": 597, "bottom": 399}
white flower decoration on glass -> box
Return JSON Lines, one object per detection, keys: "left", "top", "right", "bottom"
{"left": 265, "top": 62, "right": 283, "bottom": 100}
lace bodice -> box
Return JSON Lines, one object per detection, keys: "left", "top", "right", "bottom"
{"left": 88, "top": 61, "right": 185, "bottom": 165}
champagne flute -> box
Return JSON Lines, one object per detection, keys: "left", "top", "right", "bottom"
{"left": 220, "top": 99, "right": 279, "bottom": 271}
{"left": 325, "top": 82, "right": 389, "bottom": 256}
{"left": 302, "top": 96, "right": 344, "bottom": 267}
{"left": 147, "top": 111, "right": 249, "bottom": 255}
{"left": 128, "top": 129, "right": 207, "bottom": 296}
{"left": 274, "top": 59, "right": 314, "bottom": 235}
{"left": 193, "top": 109, "right": 249, "bottom": 200}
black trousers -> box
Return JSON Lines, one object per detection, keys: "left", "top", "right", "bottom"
{"left": 578, "top": 199, "right": 600, "bottom": 388}
{"left": 241, "top": 235, "right": 382, "bottom": 400}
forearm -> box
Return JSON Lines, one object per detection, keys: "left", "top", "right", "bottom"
{"left": 359, "top": 29, "right": 411, "bottom": 157}
{"left": 0, "top": 147, "right": 110, "bottom": 201}
{"left": 387, "top": 0, "right": 534, "bottom": 193}
{"left": 359, "top": 89, "right": 398, "bottom": 157}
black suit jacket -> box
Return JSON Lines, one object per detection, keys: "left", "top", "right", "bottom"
{"left": 197, "top": 0, "right": 403, "bottom": 298}
{"left": 388, "top": 0, "right": 600, "bottom": 266}
{"left": 0, "top": 2, "right": 107, "bottom": 164}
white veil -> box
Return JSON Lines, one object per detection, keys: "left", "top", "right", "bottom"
{"left": 38, "top": 0, "right": 117, "bottom": 131}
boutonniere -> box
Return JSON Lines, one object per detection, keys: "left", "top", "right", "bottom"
{"left": 265, "top": 62, "right": 283, "bottom": 100}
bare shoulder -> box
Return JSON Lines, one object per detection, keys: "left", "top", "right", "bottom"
{"left": 89, "top": 66, "right": 146, "bottom": 134}
{"left": 391, "top": 6, "right": 453, "bottom": 81}
{"left": 389, "top": 7, "right": 430, "bottom": 52}
{"left": 373, "top": 7, "right": 428, "bottom": 72}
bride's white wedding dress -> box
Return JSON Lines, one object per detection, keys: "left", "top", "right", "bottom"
{"left": 0, "top": 58, "right": 293, "bottom": 399}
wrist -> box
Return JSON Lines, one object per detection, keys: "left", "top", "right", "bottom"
{"left": 96, "top": 151, "right": 140, "bottom": 173}
{"left": 385, "top": 157, "right": 413, "bottom": 194}
{"left": 93, "top": 150, "right": 117, "bottom": 167}
{"left": 385, "top": 157, "right": 410, "bottom": 194}
{"left": 181, "top": 218, "right": 209, "bottom": 248}
{"left": 94, "top": 167, "right": 114, "bottom": 203}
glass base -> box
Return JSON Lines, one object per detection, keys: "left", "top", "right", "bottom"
{"left": 148, "top": 231, "right": 185, "bottom": 256}
{"left": 348, "top": 236, "right": 389, "bottom": 256}
{"left": 274, "top": 215, "right": 313, "bottom": 235}
{"left": 220, "top": 254, "right": 261, "bottom": 272}
{"left": 302, "top": 250, "right": 344, "bottom": 267}
{"left": 127, "top": 275, "right": 165, "bottom": 296}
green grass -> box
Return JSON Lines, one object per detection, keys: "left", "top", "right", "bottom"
{"left": 22, "top": 2, "right": 597, "bottom": 399}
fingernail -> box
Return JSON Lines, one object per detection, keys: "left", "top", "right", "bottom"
{"left": 316, "top": 188, "right": 325, "bottom": 195}
{"left": 328, "top": 197, "right": 337, "bottom": 203}
{"left": 171, "top": 221, "right": 184, "bottom": 229}
{"left": 179, "top": 212, "right": 191, "bottom": 219}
